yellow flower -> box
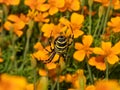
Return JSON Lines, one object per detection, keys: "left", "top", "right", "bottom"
{"left": 59, "top": 13, "right": 84, "bottom": 38}
{"left": 24, "top": 0, "right": 49, "bottom": 12}
{"left": 95, "top": 80, "right": 120, "bottom": 90}
{"left": 93, "top": 41, "right": 120, "bottom": 64}
{"left": 4, "top": 14, "right": 26, "bottom": 37}
{"left": 60, "top": 0, "right": 80, "bottom": 12}
{"left": 94, "top": 0, "right": 120, "bottom": 10}
{"left": 48, "top": 0, "right": 65, "bottom": 15}
{"left": 88, "top": 56, "right": 106, "bottom": 71}
{"left": 0, "top": 0, "right": 20, "bottom": 5}
{"left": 0, "top": 74, "right": 27, "bottom": 90}
{"left": 73, "top": 35, "right": 93, "bottom": 61}
{"left": 107, "top": 16, "right": 120, "bottom": 33}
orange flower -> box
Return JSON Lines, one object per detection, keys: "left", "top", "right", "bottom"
{"left": 59, "top": 0, "right": 80, "bottom": 12}
{"left": 0, "top": 0, "right": 20, "bottom": 5}
{"left": 70, "top": 13, "right": 84, "bottom": 38}
{"left": 67, "top": 69, "right": 86, "bottom": 90}
{"left": 0, "top": 58, "right": 3, "bottom": 63}
{"left": 24, "top": 0, "right": 49, "bottom": 12}
{"left": 95, "top": 80, "right": 120, "bottom": 90}
{"left": 34, "top": 12, "right": 49, "bottom": 23}
{"left": 0, "top": 74, "right": 27, "bottom": 90}
{"left": 59, "top": 13, "right": 84, "bottom": 38}
{"left": 86, "top": 85, "right": 95, "bottom": 90}
{"left": 94, "top": 0, "right": 120, "bottom": 10}
{"left": 4, "top": 14, "right": 26, "bottom": 37}
{"left": 32, "top": 42, "right": 49, "bottom": 61}
{"left": 46, "top": 63, "right": 57, "bottom": 70}
{"left": 93, "top": 41, "right": 120, "bottom": 64}
{"left": 107, "top": 16, "right": 120, "bottom": 33}
{"left": 33, "top": 42, "right": 59, "bottom": 63}
{"left": 41, "top": 23, "right": 64, "bottom": 38}
{"left": 47, "top": 0, "right": 65, "bottom": 15}
{"left": 39, "top": 69, "right": 47, "bottom": 76}
{"left": 88, "top": 56, "right": 106, "bottom": 71}
{"left": 26, "top": 84, "right": 34, "bottom": 90}
{"left": 65, "top": 74, "right": 72, "bottom": 82}
{"left": 73, "top": 35, "right": 93, "bottom": 61}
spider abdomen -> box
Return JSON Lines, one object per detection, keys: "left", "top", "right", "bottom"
{"left": 54, "top": 36, "right": 68, "bottom": 54}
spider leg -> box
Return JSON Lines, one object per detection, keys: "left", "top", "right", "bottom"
{"left": 47, "top": 30, "right": 53, "bottom": 51}
{"left": 68, "top": 34, "right": 74, "bottom": 46}
{"left": 42, "top": 51, "right": 56, "bottom": 64}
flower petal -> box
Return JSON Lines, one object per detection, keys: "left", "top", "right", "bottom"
{"left": 4, "top": 21, "right": 13, "bottom": 30}
{"left": 82, "top": 35, "right": 93, "bottom": 47}
{"left": 111, "top": 41, "right": 120, "bottom": 54}
{"left": 52, "top": 54, "right": 59, "bottom": 62}
{"left": 102, "top": 41, "right": 112, "bottom": 52}
{"left": 56, "top": 0, "right": 65, "bottom": 8}
{"left": 34, "top": 42, "right": 43, "bottom": 50}
{"left": 71, "top": 13, "right": 84, "bottom": 25}
{"left": 46, "top": 63, "right": 57, "bottom": 70}
{"left": 71, "top": 0, "right": 80, "bottom": 11}
{"left": 14, "top": 21, "right": 25, "bottom": 29}
{"left": 88, "top": 57, "right": 96, "bottom": 66}
{"left": 107, "top": 54, "right": 119, "bottom": 64}
{"left": 10, "top": 0, "right": 20, "bottom": 5}
{"left": 73, "top": 29, "right": 84, "bottom": 38}
{"left": 93, "top": 47, "right": 105, "bottom": 55}
{"left": 7, "top": 14, "right": 20, "bottom": 22}
{"left": 41, "top": 23, "right": 54, "bottom": 37}
{"left": 15, "top": 30, "right": 23, "bottom": 37}
{"left": 96, "top": 62, "right": 106, "bottom": 71}
{"left": 73, "top": 50, "right": 85, "bottom": 61}
{"left": 49, "top": 7, "right": 58, "bottom": 15}
{"left": 39, "top": 69, "right": 47, "bottom": 76}
{"left": 75, "top": 42, "right": 83, "bottom": 50}
{"left": 86, "top": 85, "right": 95, "bottom": 90}
{"left": 37, "top": 4, "right": 50, "bottom": 12}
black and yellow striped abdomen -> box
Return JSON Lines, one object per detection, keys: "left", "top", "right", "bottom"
{"left": 54, "top": 35, "right": 68, "bottom": 54}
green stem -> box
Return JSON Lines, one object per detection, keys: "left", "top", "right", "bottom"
{"left": 81, "top": 0, "right": 85, "bottom": 14}
{"left": 23, "top": 35, "right": 30, "bottom": 59}
{"left": 86, "top": 61, "right": 94, "bottom": 84}
{"left": 33, "top": 67, "right": 37, "bottom": 90}
{"left": 102, "top": 0, "right": 112, "bottom": 34}
{"left": 10, "top": 29, "right": 17, "bottom": 74}
{"left": 88, "top": 0, "right": 92, "bottom": 34}
{"left": 105, "top": 60, "right": 109, "bottom": 80}
{"left": 97, "top": 14, "right": 105, "bottom": 37}
{"left": 51, "top": 81, "right": 57, "bottom": 90}
{"left": 93, "top": 17, "right": 101, "bottom": 38}
{"left": 57, "top": 76, "right": 60, "bottom": 90}
{"left": 23, "top": 20, "right": 34, "bottom": 60}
